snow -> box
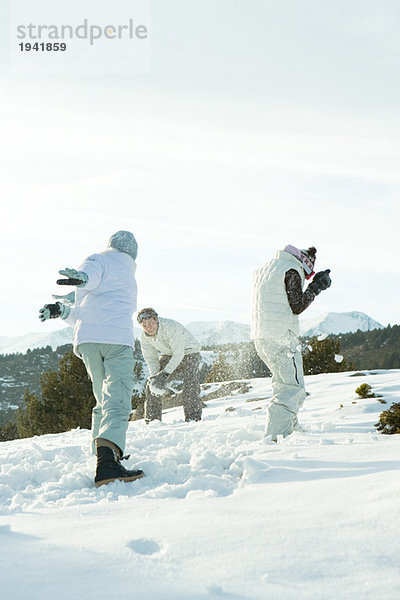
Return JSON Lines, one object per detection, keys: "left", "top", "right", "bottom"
{"left": 1, "top": 370, "right": 400, "bottom": 599}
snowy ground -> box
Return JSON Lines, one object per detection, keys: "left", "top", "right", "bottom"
{"left": 1, "top": 370, "right": 400, "bottom": 600}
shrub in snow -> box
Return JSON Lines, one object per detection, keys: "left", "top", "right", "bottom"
{"left": 375, "top": 403, "right": 400, "bottom": 435}
{"left": 355, "top": 383, "right": 375, "bottom": 399}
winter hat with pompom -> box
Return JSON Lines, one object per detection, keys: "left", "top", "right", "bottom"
{"left": 284, "top": 244, "right": 317, "bottom": 279}
{"left": 107, "top": 230, "right": 138, "bottom": 260}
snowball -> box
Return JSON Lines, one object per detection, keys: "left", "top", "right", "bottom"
{"left": 334, "top": 354, "right": 344, "bottom": 363}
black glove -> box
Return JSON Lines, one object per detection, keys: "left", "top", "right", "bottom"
{"left": 57, "top": 277, "right": 85, "bottom": 286}
{"left": 56, "top": 268, "right": 88, "bottom": 287}
{"left": 308, "top": 269, "right": 331, "bottom": 295}
{"left": 38, "top": 302, "right": 62, "bottom": 321}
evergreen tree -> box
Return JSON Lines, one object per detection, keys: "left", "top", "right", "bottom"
{"left": 303, "top": 337, "right": 355, "bottom": 375}
{"left": 238, "top": 343, "right": 271, "bottom": 379}
{"left": 17, "top": 350, "right": 95, "bottom": 438}
{"left": 206, "top": 353, "right": 235, "bottom": 383}
{"left": 0, "top": 420, "right": 19, "bottom": 442}
{"left": 134, "top": 360, "right": 144, "bottom": 380}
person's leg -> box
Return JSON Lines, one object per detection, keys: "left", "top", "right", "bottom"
{"left": 78, "top": 343, "right": 106, "bottom": 454}
{"left": 144, "top": 382, "right": 163, "bottom": 422}
{"left": 96, "top": 344, "right": 135, "bottom": 455}
{"left": 255, "top": 339, "right": 306, "bottom": 440}
{"left": 144, "top": 355, "right": 170, "bottom": 423}
{"left": 94, "top": 439, "right": 144, "bottom": 487}
{"left": 180, "top": 353, "right": 202, "bottom": 421}
{"left": 79, "top": 343, "right": 144, "bottom": 486}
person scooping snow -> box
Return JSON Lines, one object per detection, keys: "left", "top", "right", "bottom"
{"left": 137, "top": 308, "right": 202, "bottom": 423}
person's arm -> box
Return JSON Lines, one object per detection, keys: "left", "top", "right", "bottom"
{"left": 76, "top": 255, "right": 104, "bottom": 290}
{"left": 161, "top": 322, "right": 186, "bottom": 375}
{"left": 140, "top": 336, "right": 160, "bottom": 376}
{"left": 62, "top": 305, "right": 77, "bottom": 327}
{"left": 284, "top": 269, "right": 316, "bottom": 315}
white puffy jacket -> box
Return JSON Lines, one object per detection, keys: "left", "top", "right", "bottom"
{"left": 251, "top": 250, "right": 305, "bottom": 342}
{"left": 64, "top": 249, "right": 137, "bottom": 355}
{"left": 140, "top": 317, "right": 201, "bottom": 376}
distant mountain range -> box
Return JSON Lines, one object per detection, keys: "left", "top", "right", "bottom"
{"left": 0, "top": 328, "right": 74, "bottom": 355}
{"left": 185, "top": 321, "right": 251, "bottom": 346}
{"left": 0, "top": 311, "right": 385, "bottom": 355}
{"left": 299, "top": 311, "right": 384, "bottom": 339}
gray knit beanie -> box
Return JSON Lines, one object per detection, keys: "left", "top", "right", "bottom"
{"left": 107, "top": 230, "right": 138, "bottom": 260}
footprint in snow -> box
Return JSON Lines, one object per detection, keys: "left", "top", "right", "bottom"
{"left": 127, "top": 538, "right": 161, "bottom": 555}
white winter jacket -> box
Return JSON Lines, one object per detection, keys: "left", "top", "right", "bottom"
{"left": 140, "top": 317, "right": 201, "bottom": 376}
{"left": 64, "top": 249, "right": 137, "bottom": 355}
{"left": 251, "top": 250, "right": 305, "bottom": 342}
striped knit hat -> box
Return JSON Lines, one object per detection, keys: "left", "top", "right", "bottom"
{"left": 284, "top": 245, "right": 317, "bottom": 279}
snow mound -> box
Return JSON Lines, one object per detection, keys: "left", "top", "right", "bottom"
{"left": 1, "top": 371, "right": 400, "bottom": 599}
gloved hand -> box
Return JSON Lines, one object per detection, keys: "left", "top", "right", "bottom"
{"left": 57, "top": 268, "right": 88, "bottom": 287}
{"left": 39, "top": 302, "right": 70, "bottom": 322}
{"left": 308, "top": 269, "right": 331, "bottom": 295}
{"left": 149, "top": 371, "right": 169, "bottom": 397}
{"left": 52, "top": 291, "right": 76, "bottom": 306}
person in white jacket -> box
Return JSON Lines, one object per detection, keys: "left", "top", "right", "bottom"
{"left": 251, "top": 245, "right": 331, "bottom": 441}
{"left": 39, "top": 231, "right": 144, "bottom": 486}
{"left": 137, "top": 308, "right": 202, "bottom": 423}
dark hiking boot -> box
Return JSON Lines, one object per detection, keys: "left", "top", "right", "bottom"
{"left": 94, "top": 446, "right": 144, "bottom": 487}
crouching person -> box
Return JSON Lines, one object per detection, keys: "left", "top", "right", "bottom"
{"left": 39, "top": 231, "right": 144, "bottom": 487}
{"left": 137, "top": 308, "right": 202, "bottom": 423}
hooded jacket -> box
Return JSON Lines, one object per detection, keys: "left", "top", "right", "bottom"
{"left": 251, "top": 249, "right": 305, "bottom": 342}
{"left": 64, "top": 248, "right": 137, "bottom": 355}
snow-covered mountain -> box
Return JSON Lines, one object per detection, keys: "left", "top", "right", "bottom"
{"left": 185, "top": 320, "right": 251, "bottom": 346}
{"left": 300, "top": 311, "right": 384, "bottom": 338}
{"left": 0, "top": 311, "right": 385, "bottom": 355}
{"left": 0, "top": 328, "right": 74, "bottom": 355}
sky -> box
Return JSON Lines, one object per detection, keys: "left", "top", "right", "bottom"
{"left": 0, "top": 0, "right": 399, "bottom": 336}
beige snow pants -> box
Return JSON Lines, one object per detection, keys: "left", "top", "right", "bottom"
{"left": 255, "top": 337, "right": 306, "bottom": 440}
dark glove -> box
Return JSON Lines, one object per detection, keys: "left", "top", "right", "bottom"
{"left": 39, "top": 302, "right": 70, "bottom": 322}
{"left": 149, "top": 371, "right": 169, "bottom": 396}
{"left": 308, "top": 269, "right": 331, "bottom": 295}
{"left": 57, "top": 268, "right": 88, "bottom": 287}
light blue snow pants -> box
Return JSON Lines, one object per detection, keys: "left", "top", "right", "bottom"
{"left": 255, "top": 337, "right": 306, "bottom": 440}
{"left": 78, "top": 343, "right": 135, "bottom": 455}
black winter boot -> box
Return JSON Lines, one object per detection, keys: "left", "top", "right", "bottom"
{"left": 94, "top": 446, "right": 144, "bottom": 487}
